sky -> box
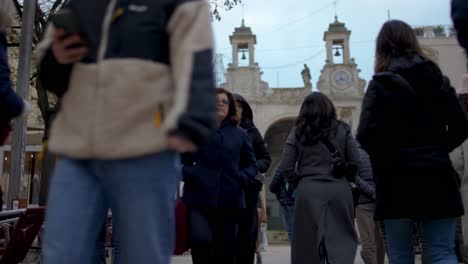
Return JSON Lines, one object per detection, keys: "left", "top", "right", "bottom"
{"left": 211, "top": 0, "right": 454, "bottom": 88}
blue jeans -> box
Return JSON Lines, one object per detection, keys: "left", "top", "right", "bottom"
{"left": 281, "top": 205, "right": 294, "bottom": 241}
{"left": 42, "top": 151, "right": 180, "bottom": 264}
{"left": 384, "top": 218, "right": 458, "bottom": 264}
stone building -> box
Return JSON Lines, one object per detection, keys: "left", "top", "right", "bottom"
{"left": 416, "top": 25, "right": 467, "bottom": 90}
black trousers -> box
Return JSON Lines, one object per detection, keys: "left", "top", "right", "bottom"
{"left": 235, "top": 189, "right": 260, "bottom": 264}
{"left": 189, "top": 207, "right": 240, "bottom": 264}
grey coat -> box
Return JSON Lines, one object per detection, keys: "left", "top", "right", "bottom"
{"left": 277, "top": 122, "right": 358, "bottom": 264}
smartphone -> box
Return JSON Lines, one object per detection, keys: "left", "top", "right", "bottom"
{"left": 50, "top": 9, "right": 79, "bottom": 35}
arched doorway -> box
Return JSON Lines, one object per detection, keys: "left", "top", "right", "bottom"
{"left": 263, "top": 117, "right": 296, "bottom": 230}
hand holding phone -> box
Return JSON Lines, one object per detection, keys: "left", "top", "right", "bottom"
{"left": 51, "top": 29, "right": 88, "bottom": 65}
{"left": 50, "top": 9, "right": 79, "bottom": 35}
{"left": 50, "top": 9, "right": 88, "bottom": 64}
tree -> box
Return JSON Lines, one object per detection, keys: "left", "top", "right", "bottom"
{"left": 209, "top": 0, "right": 242, "bottom": 20}
{"left": 11, "top": 0, "right": 241, "bottom": 205}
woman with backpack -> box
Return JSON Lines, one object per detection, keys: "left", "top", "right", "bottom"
{"left": 357, "top": 20, "right": 468, "bottom": 263}
{"left": 276, "top": 92, "right": 359, "bottom": 264}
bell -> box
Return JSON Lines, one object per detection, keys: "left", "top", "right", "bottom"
{"left": 241, "top": 50, "right": 247, "bottom": 60}
{"left": 334, "top": 48, "right": 341, "bottom": 57}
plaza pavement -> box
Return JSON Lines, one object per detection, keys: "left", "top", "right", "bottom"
{"left": 172, "top": 245, "right": 395, "bottom": 264}
{"left": 172, "top": 245, "right": 425, "bottom": 264}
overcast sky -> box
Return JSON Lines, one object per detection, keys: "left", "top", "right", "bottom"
{"left": 212, "top": 0, "right": 453, "bottom": 88}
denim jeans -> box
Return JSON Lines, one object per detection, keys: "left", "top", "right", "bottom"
{"left": 384, "top": 218, "right": 458, "bottom": 264}
{"left": 42, "top": 151, "right": 180, "bottom": 264}
{"left": 281, "top": 205, "right": 294, "bottom": 241}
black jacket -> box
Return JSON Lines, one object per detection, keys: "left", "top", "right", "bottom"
{"left": 182, "top": 118, "right": 258, "bottom": 208}
{"left": 355, "top": 144, "right": 376, "bottom": 205}
{"left": 269, "top": 170, "right": 295, "bottom": 207}
{"left": 234, "top": 94, "right": 272, "bottom": 175}
{"left": 357, "top": 55, "right": 468, "bottom": 220}
{"left": 452, "top": 0, "right": 468, "bottom": 53}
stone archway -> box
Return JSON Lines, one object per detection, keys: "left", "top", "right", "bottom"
{"left": 263, "top": 117, "right": 296, "bottom": 230}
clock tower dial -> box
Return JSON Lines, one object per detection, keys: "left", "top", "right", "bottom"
{"left": 332, "top": 70, "right": 352, "bottom": 89}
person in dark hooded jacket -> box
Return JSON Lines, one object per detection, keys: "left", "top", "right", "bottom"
{"left": 357, "top": 20, "right": 468, "bottom": 264}
{"left": 452, "top": 0, "right": 468, "bottom": 54}
{"left": 233, "top": 93, "right": 271, "bottom": 264}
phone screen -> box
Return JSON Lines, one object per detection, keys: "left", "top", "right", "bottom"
{"left": 50, "top": 9, "right": 79, "bottom": 35}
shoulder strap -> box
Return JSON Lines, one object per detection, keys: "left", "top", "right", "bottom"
{"left": 320, "top": 136, "right": 343, "bottom": 161}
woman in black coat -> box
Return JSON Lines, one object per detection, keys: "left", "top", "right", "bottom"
{"left": 233, "top": 93, "right": 271, "bottom": 264}
{"left": 182, "top": 88, "right": 257, "bottom": 264}
{"left": 357, "top": 20, "right": 468, "bottom": 264}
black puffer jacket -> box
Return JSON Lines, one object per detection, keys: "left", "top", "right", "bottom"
{"left": 357, "top": 54, "right": 468, "bottom": 220}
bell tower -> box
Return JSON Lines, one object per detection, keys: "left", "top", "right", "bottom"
{"left": 229, "top": 19, "right": 257, "bottom": 68}
{"left": 324, "top": 16, "right": 351, "bottom": 65}
{"left": 223, "top": 20, "right": 268, "bottom": 100}
{"left": 317, "top": 17, "right": 366, "bottom": 132}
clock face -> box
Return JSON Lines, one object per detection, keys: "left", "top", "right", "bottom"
{"left": 332, "top": 70, "right": 352, "bottom": 88}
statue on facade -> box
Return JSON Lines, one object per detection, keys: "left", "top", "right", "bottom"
{"left": 301, "top": 64, "right": 312, "bottom": 88}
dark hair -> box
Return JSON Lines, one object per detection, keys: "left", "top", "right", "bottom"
{"left": 295, "top": 92, "right": 337, "bottom": 145}
{"left": 216, "top": 88, "right": 239, "bottom": 126}
{"left": 459, "top": 94, "right": 468, "bottom": 116}
{"left": 375, "top": 20, "right": 427, "bottom": 73}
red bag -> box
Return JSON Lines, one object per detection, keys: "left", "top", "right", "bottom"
{"left": 0, "top": 125, "right": 11, "bottom": 145}
{"left": 173, "top": 198, "right": 189, "bottom": 255}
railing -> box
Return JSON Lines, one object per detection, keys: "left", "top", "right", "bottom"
{"left": 413, "top": 24, "right": 457, "bottom": 38}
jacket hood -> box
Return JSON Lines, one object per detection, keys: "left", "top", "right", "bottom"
{"left": 386, "top": 54, "right": 428, "bottom": 73}
{"left": 386, "top": 54, "right": 443, "bottom": 90}
{"left": 233, "top": 93, "right": 255, "bottom": 129}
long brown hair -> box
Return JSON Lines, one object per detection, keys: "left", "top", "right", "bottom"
{"left": 295, "top": 92, "right": 338, "bottom": 145}
{"left": 374, "top": 20, "right": 426, "bottom": 73}
{"left": 216, "top": 88, "right": 239, "bottom": 126}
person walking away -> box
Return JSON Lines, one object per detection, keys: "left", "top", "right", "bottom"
{"left": 357, "top": 20, "right": 468, "bottom": 264}
{"left": 450, "top": 79, "right": 468, "bottom": 263}
{"left": 451, "top": 4, "right": 468, "bottom": 262}
{"left": 182, "top": 88, "right": 257, "bottom": 264}
{"left": 233, "top": 93, "right": 271, "bottom": 264}
{"left": 0, "top": 0, "right": 32, "bottom": 145}
{"left": 277, "top": 92, "right": 359, "bottom": 264}
{"left": 354, "top": 143, "right": 385, "bottom": 264}
{"left": 36, "top": 1, "right": 217, "bottom": 263}
{"left": 269, "top": 170, "right": 295, "bottom": 241}
{"left": 452, "top": 0, "right": 468, "bottom": 54}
